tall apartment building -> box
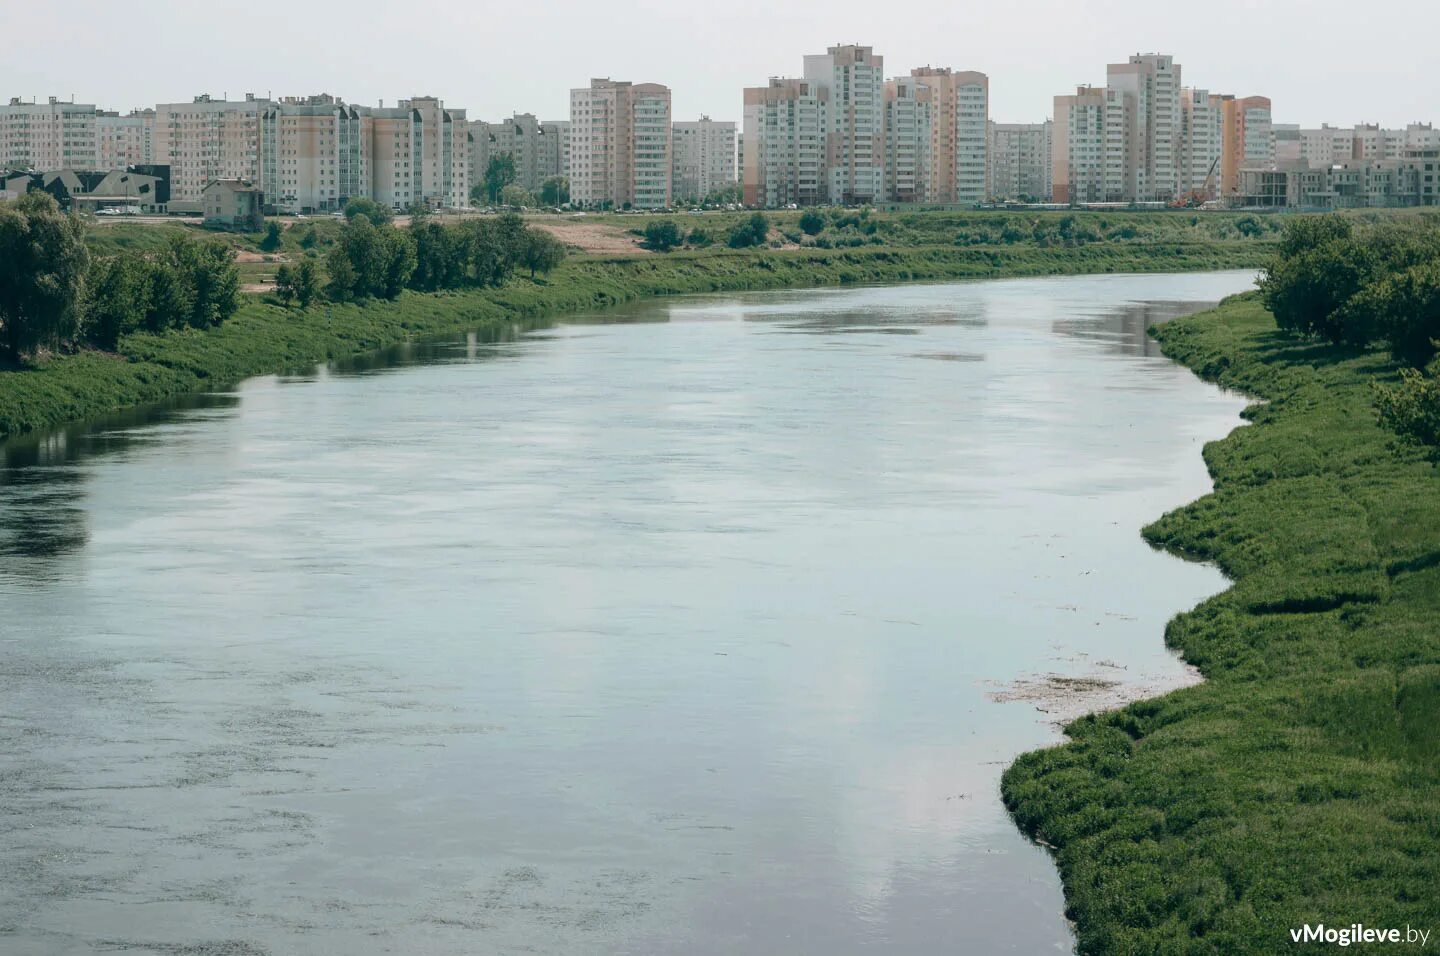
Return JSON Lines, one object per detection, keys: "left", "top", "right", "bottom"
{"left": 259, "top": 94, "right": 368, "bottom": 214}
{"left": 742, "top": 77, "right": 827, "bottom": 207}
{"left": 155, "top": 94, "right": 268, "bottom": 205}
{"left": 398, "top": 96, "right": 470, "bottom": 209}
{"left": 1220, "top": 95, "right": 1273, "bottom": 199}
{"left": 1052, "top": 86, "right": 1116, "bottom": 204}
{"left": 671, "top": 116, "right": 736, "bottom": 201}
{"left": 366, "top": 105, "right": 420, "bottom": 210}
{"left": 470, "top": 113, "right": 570, "bottom": 195}
{"left": 1104, "top": 54, "right": 1181, "bottom": 202}
{"left": 0, "top": 97, "right": 99, "bottom": 171}
{"left": 97, "top": 109, "right": 155, "bottom": 169}
{"left": 988, "top": 121, "right": 1051, "bottom": 201}
{"left": 910, "top": 67, "right": 990, "bottom": 204}
{"left": 883, "top": 76, "right": 933, "bottom": 203}
{"left": 569, "top": 78, "right": 672, "bottom": 209}
{"left": 804, "top": 45, "right": 885, "bottom": 203}
{"left": 1179, "top": 89, "right": 1224, "bottom": 197}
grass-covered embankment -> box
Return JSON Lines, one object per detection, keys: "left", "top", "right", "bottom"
{"left": 1002, "top": 291, "right": 1440, "bottom": 954}
{"left": 0, "top": 240, "right": 1267, "bottom": 440}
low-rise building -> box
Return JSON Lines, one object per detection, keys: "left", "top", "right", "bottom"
{"left": 202, "top": 178, "right": 264, "bottom": 229}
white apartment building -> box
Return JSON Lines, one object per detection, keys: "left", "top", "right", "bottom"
{"left": 569, "top": 78, "right": 672, "bottom": 209}
{"left": 1052, "top": 86, "right": 1110, "bottom": 203}
{"left": 1105, "top": 54, "right": 1181, "bottom": 202}
{"left": 399, "top": 96, "right": 470, "bottom": 209}
{"left": 883, "top": 76, "right": 932, "bottom": 203}
{"left": 470, "top": 113, "right": 569, "bottom": 195}
{"left": 0, "top": 97, "right": 99, "bottom": 171}
{"left": 804, "top": 45, "right": 885, "bottom": 203}
{"left": 742, "top": 77, "right": 828, "bottom": 207}
{"left": 671, "top": 116, "right": 736, "bottom": 201}
{"left": 97, "top": 109, "right": 155, "bottom": 170}
{"left": 1179, "top": 89, "right": 1224, "bottom": 197}
{"left": 365, "top": 105, "right": 420, "bottom": 210}
{"left": 988, "top": 120, "right": 1051, "bottom": 202}
{"left": 155, "top": 94, "right": 268, "bottom": 205}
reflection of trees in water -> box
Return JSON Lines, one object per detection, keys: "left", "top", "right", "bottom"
{"left": 754, "top": 305, "right": 989, "bottom": 335}
{"left": 1050, "top": 300, "right": 1216, "bottom": 357}
{"left": 0, "top": 394, "right": 239, "bottom": 581}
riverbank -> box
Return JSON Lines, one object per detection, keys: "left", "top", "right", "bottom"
{"left": 1003, "top": 291, "right": 1440, "bottom": 954}
{"left": 0, "top": 242, "right": 1268, "bottom": 440}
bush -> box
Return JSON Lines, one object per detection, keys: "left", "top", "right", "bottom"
{"left": 642, "top": 220, "right": 683, "bottom": 252}
{"left": 259, "top": 220, "right": 283, "bottom": 252}
{"left": 728, "top": 212, "right": 770, "bottom": 249}
{"left": 1376, "top": 366, "right": 1440, "bottom": 463}
{"left": 344, "top": 197, "right": 393, "bottom": 227}
{"left": 798, "top": 211, "right": 826, "bottom": 236}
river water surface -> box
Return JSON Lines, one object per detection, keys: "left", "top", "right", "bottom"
{"left": 2, "top": 271, "right": 1256, "bottom": 955}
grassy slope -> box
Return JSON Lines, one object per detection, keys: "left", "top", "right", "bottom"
{"left": 0, "top": 241, "right": 1268, "bottom": 439}
{"left": 1003, "top": 292, "right": 1440, "bottom": 954}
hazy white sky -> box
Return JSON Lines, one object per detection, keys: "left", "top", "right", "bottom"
{"left": 6, "top": 0, "right": 1437, "bottom": 128}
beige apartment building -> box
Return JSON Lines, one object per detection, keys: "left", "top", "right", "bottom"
{"left": 742, "top": 77, "right": 827, "bottom": 207}
{"left": 97, "top": 109, "right": 155, "bottom": 170}
{"left": 1052, "top": 86, "right": 1118, "bottom": 204}
{"left": 805, "top": 45, "right": 885, "bottom": 204}
{"left": 155, "top": 94, "right": 268, "bottom": 205}
{"left": 988, "top": 120, "right": 1051, "bottom": 202}
{"left": 399, "top": 96, "right": 470, "bottom": 209}
{"left": 0, "top": 97, "right": 99, "bottom": 171}
{"left": 883, "top": 76, "right": 933, "bottom": 203}
{"left": 911, "top": 67, "right": 990, "bottom": 204}
{"left": 1179, "top": 89, "right": 1225, "bottom": 198}
{"left": 259, "top": 94, "right": 368, "bottom": 214}
{"left": 671, "top": 116, "right": 736, "bottom": 201}
{"left": 1105, "top": 54, "right": 1181, "bottom": 202}
{"left": 569, "top": 78, "right": 672, "bottom": 209}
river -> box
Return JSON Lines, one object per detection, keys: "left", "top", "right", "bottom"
{"left": 0, "top": 271, "right": 1256, "bottom": 955}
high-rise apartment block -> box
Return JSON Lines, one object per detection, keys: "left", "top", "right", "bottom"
{"left": 259, "top": 94, "right": 367, "bottom": 214}
{"left": 1179, "top": 89, "right": 1225, "bottom": 198}
{"left": 97, "top": 109, "right": 155, "bottom": 170}
{"left": 1, "top": 97, "right": 99, "bottom": 171}
{"left": 569, "top": 78, "right": 672, "bottom": 209}
{"left": 883, "top": 75, "right": 933, "bottom": 203}
{"left": 804, "top": 45, "right": 885, "bottom": 203}
{"left": 988, "top": 121, "right": 1051, "bottom": 201}
{"left": 400, "top": 96, "right": 471, "bottom": 209}
{"left": 155, "top": 94, "right": 268, "bottom": 205}
{"left": 910, "top": 67, "right": 990, "bottom": 204}
{"left": 1220, "top": 95, "right": 1273, "bottom": 199}
{"left": 472, "top": 114, "right": 571, "bottom": 196}
{"left": 671, "top": 116, "right": 736, "bottom": 201}
{"left": 742, "top": 78, "right": 827, "bottom": 208}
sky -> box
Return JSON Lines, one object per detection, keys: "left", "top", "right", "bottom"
{"left": 6, "top": 0, "right": 1438, "bottom": 129}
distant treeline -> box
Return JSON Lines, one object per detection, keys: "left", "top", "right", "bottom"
{"left": 1259, "top": 214, "right": 1440, "bottom": 460}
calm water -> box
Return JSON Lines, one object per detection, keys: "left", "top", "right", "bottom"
{"left": 1, "top": 271, "right": 1255, "bottom": 955}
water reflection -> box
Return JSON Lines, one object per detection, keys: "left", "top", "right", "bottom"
{"left": 1050, "top": 299, "right": 1218, "bottom": 357}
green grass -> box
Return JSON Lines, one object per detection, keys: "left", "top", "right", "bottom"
{"left": 0, "top": 241, "right": 1270, "bottom": 440}
{"left": 1002, "top": 292, "right": 1440, "bottom": 954}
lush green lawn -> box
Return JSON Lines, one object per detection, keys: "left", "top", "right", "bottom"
{"left": 1003, "top": 292, "right": 1440, "bottom": 954}
{"left": 0, "top": 241, "right": 1270, "bottom": 440}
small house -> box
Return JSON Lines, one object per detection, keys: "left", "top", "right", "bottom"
{"left": 202, "top": 179, "right": 264, "bottom": 231}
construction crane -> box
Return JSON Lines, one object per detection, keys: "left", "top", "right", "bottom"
{"left": 1171, "top": 156, "right": 1220, "bottom": 208}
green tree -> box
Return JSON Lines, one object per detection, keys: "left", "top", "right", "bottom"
{"left": 798, "top": 210, "right": 826, "bottom": 236}
{"left": 326, "top": 216, "right": 386, "bottom": 300}
{"left": 344, "top": 196, "right": 393, "bottom": 227}
{"left": 500, "top": 183, "right": 535, "bottom": 209}
{"left": 484, "top": 154, "right": 517, "bottom": 204}
{"left": 379, "top": 228, "right": 416, "bottom": 300}
{"left": 1342, "top": 259, "right": 1440, "bottom": 365}
{"left": 540, "top": 176, "right": 570, "bottom": 206}
{"left": 83, "top": 255, "right": 148, "bottom": 350}
{"left": 168, "top": 237, "right": 240, "bottom": 328}
{"left": 728, "top": 212, "right": 770, "bottom": 249}
{"left": 0, "top": 192, "right": 90, "bottom": 360}
{"left": 642, "top": 220, "right": 683, "bottom": 252}
{"left": 273, "top": 263, "right": 295, "bottom": 307}
{"left": 1376, "top": 366, "right": 1440, "bottom": 463}
{"left": 142, "top": 259, "right": 193, "bottom": 333}
{"left": 519, "top": 230, "right": 567, "bottom": 279}
{"left": 293, "top": 259, "right": 319, "bottom": 309}
{"left": 411, "top": 221, "right": 459, "bottom": 292}
{"left": 259, "top": 219, "right": 283, "bottom": 252}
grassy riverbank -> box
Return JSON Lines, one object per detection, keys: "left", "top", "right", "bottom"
{"left": 1003, "top": 292, "right": 1440, "bottom": 954}
{"left": 0, "top": 241, "right": 1268, "bottom": 440}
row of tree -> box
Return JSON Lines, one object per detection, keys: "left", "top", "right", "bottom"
{"left": 1262, "top": 214, "right": 1440, "bottom": 462}
{"left": 321, "top": 212, "right": 568, "bottom": 303}
{"left": 1, "top": 192, "right": 241, "bottom": 360}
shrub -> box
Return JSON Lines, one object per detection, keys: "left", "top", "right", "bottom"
{"left": 642, "top": 220, "right": 683, "bottom": 252}
{"left": 798, "top": 211, "right": 826, "bottom": 236}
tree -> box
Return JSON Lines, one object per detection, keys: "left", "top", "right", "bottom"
{"left": 0, "top": 192, "right": 91, "bottom": 360}
{"left": 293, "top": 259, "right": 319, "bottom": 309}
{"left": 142, "top": 258, "right": 193, "bottom": 333}
{"left": 1341, "top": 260, "right": 1440, "bottom": 365}
{"left": 274, "top": 263, "right": 295, "bottom": 307}
{"left": 168, "top": 237, "right": 240, "bottom": 329}
{"left": 518, "top": 230, "right": 568, "bottom": 279}
{"left": 798, "top": 211, "right": 826, "bottom": 236}
{"left": 540, "top": 176, "right": 570, "bottom": 206}
{"left": 500, "top": 183, "right": 535, "bottom": 209}
{"left": 484, "top": 154, "right": 517, "bottom": 204}
{"left": 412, "top": 220, "right": 460, "bottom": 292}
{"left": 83, "top": 255, "right": 147, "bottom": 350}
{"left": 728, "top": 212, "right": 770, "bottom": 249}
{"left": 1376, "top": 367, "right": 1440, "bottom": 464}
{"left": 642, "top": 220, "right": 683, "bottom": 252}
{"left": 259, "top": 219, "right": 283, "bottom": 252}
{"left": 344, "top": 197, "right": 393, "bottom": 227}
{"left": 379, "top": 228, "right": 416, "bottom": 300}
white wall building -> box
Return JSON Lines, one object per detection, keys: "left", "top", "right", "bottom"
{"left": 0, "top": 97, "right": 99, "bottom": 171}
{"left": 671, "top": 116, "right": 736, "bottom": 201}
